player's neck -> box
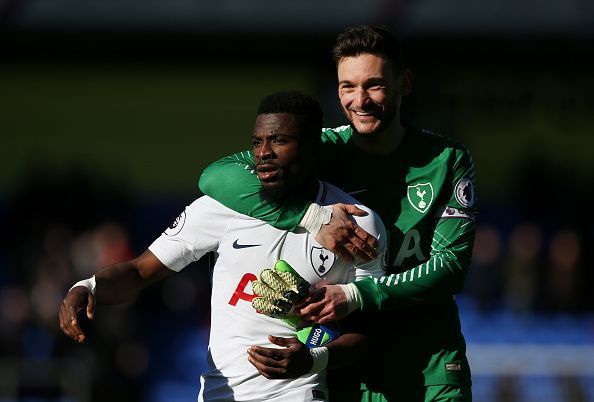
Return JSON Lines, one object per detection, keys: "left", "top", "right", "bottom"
{"left": 262, "top": 175, "right": 318, "bottom": 204}
{"left": 352, "top": 119, "right": 406, "bottom": 155}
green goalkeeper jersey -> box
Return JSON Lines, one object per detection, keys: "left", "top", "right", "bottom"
{"left": 199, "top": 125, "right": 476, "bottom": 391}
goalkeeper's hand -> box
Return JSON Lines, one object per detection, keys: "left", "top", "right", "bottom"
{"left": 252, "top": 260, "right": 310, "bottom": 320}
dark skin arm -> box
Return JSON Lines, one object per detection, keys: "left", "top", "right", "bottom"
{"left": 247, "top": 333, "right": 368, "bottom": 379}
{"left": 59, "top": 250, "right": 173, "bottom": 343}
{"left": 247, "top": 335, "right": 313, "bottom": 379}
{"left": 247, "top": 313, "right": 369, "bottom": 379}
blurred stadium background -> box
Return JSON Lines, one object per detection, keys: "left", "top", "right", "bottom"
{"left": 1, "top": 0, "right": 594, "bottom": 401}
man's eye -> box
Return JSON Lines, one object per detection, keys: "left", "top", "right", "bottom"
{"left": 253, "top": 140, "right": 261, "bottom": 146}
{"left": 273, "top": 138, "right": 287, "bottom": 145}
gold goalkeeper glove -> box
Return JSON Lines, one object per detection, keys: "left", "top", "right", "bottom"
{"left": 251, "top": 260, "right": 310, "bottom": 320}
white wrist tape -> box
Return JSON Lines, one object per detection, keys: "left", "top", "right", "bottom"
{"left": 338, "top": 283, "right": 362, "bottom": 313}
{"left": 70, "top": 275, "right": 97, "bottom": 296}
{"left": 309, "top": 346, "right": 329, "bottom": 373}
{"left": 299, "top": 203, "right": 333, "bottom": 237}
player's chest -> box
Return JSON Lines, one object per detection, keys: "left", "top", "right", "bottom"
{"left": 216, "top": 221, "right": 346, "bottom": 285}
{"left": 215, "top": 221, "right": 347, "bottom": 315}
{"left": 325, "top": 160, "right": 448, "bottom": 231}
{"left": 325, "top": 156, "right": 451, "bottom": 272}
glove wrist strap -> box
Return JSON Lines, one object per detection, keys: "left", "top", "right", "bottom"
{"left": 338, "top": 283, "right": 361, "bottom": 313}
{"left": 299, "top": 203, "right": 332, "bottom": 236}
{"left": 309, "top": 346, "right": 329, "bottom": 373}
{"left": 70, "top": 275, "right": 97, "bottom": 296}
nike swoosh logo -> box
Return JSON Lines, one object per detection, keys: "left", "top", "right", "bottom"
{"left": 232, "top": 239, "right": 262, "bottom": 249}
{"left": 348, "top": 188, "right": 368, "bottom": 196}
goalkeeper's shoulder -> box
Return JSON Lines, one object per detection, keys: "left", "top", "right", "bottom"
{"left": 320, "top": 181, "right": 387, "bottom": 251}
{"left": 352, "top": 205, "right": 386, "bottom": 243}
{"left": 351, "top": 206, "right": 388, "bottom": 274}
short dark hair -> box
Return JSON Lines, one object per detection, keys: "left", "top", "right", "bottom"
{"left": 332, "top": 25, "right": 405, "bottom": 71}
{"left": 257, "top": 91, "right": 323, "bottom": 143}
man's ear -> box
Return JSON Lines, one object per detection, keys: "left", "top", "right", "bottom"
{"left": 398, "top": 68, "right": 412, "bottom": 96}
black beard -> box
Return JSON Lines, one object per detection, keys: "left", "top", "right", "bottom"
{"left": 259, "top": 175, "right": 317, "bottom": 204}
{"left": 259, "top": 184, "right": 290, "bottom": 204}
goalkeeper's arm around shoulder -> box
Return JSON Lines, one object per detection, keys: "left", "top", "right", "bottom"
{"left": 298, "top": 205, "right": 388, "bottom": 324}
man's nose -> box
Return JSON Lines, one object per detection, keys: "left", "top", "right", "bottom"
{"left": 257, "top": 140, "right": 274, "bottom": 160}
{"left": 353, "top": 88, "right": 370, "bottom": 108}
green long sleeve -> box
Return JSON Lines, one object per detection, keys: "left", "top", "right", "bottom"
{"left": 198, "top": 150, "right": 309, "bottom": 231}
{"left": 354, "top": 215, "right": 475, "bottom": 311}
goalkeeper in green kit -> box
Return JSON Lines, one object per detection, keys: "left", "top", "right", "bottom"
{"left": 199, "top": 26, "right": 476, "bottom": 402}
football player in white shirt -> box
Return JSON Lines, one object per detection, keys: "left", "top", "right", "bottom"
{"left": 59, "top": 91, "right": 387, "bottom": 402}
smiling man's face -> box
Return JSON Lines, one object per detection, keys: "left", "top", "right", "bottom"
{"left": 252, "top": 113, "right": 313, "bottom": 201}
{"left": 337, "top": 53, "right": 399, "bottom": 137}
